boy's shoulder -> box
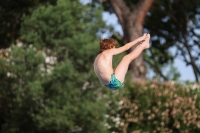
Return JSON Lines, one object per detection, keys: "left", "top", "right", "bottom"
{"left": 102, "top": 49, "right": 116, "bottom": 56}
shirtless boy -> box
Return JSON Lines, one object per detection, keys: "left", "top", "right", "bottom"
{"left": 94, "top": 33, "right": 150, "bottom": 90}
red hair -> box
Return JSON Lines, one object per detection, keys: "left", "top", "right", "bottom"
{"left": 99, "top": 39, "right": 117, "bottom": 53}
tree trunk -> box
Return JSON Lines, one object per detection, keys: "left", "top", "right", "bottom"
{"left": 108, "top": 0, "right": 154, "bottom": 82}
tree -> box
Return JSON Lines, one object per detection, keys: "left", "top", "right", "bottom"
{"left": 144, "top": 0, "right": 200, "bottom": 82}
{"left": 0, "top": 0, "right": 57, "bottom": 49}
{"left": 0, "top": 0, "right": 109, "bottom": 132}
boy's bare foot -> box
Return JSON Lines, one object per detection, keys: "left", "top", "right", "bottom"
{"left": 143, "top": 33, "right": 150, "bottom": 49}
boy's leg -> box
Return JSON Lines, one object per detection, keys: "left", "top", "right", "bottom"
{"left": 114, "top": 34, "right": 150, "bottom": 82}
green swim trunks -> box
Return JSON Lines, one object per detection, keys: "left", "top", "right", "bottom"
{"left": 105, "top": 74, "right": 123, "bottom": 90}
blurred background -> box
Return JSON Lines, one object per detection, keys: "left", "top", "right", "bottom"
{"left": 0, "top": 0, "right": 200, "bottom": 133}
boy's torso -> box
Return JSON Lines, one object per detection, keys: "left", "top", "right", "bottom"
{"left": 94, "top": 51, "right": 114, "bottom": 85}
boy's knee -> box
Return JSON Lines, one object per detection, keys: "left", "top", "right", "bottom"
{"left": 122, "top": 55, "right": 131, "bottom": 61}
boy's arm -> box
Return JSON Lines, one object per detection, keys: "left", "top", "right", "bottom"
{"left": 109, "top": 33, "right": 147, "bottom": 55}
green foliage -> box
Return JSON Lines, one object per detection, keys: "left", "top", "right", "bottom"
{"left": 106, "top": 81, "right": 200, "bottom": 133}
{"left": 0, "top": 0, "right": 57, "bottom": 49}
{"left": 21, "top": 0, "right": 105, "bottom": 72}
{"left": 0, "top": 45, "right": 46, "bottom": 133}
{"left": 144, "top": 0, "right": 200, "bottom": 81}
{"left": 0, "top": 0, "right": 109, "bottom": 133}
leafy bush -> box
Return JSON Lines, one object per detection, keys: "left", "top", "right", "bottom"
{"left": 0, "top": 0, "right": 109, "bottom": 133}
{"left": 106, "top": 81, "right": 200, "bottom": 133}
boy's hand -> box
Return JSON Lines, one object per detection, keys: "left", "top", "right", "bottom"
{"left": 137, "top": 33, "right": 147, "bottom": 42}
{"left": 136, "top": 33, "right": 148, "bottom": 45}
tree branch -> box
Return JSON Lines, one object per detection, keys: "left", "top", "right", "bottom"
{"left": 134, "top": 0, "right": 154, "bottom": 24}
{"left": 108, "top": 0, "right": 131, "bottom": 29}
{"left": 181, "top": 34, "right": 199, "bottom": 82}
{"left": 146, "top": 49, "right": 168, "bottom": 81}
{"left": 108, "top": 0, "right": 154, "bottom": 26}
{"left": 145, "top": 58, "right": 168, "bottom": 81}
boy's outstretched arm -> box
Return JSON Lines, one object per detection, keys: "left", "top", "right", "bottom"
{"left": 124, "top": 33, "right": 147, "bottom": 50}
{"left": 109, "top": 33, "right": 148, "bottom": 55}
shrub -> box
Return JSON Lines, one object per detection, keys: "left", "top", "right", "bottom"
{"left": 106, "top": 81, "right": 200, "bottom": 133}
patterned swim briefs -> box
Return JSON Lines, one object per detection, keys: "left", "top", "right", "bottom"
{"left": 105, "top": 74, "right": 123, "bottom": 90}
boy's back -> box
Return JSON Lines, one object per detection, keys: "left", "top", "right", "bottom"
{"left": 94, "top": 50, "right": 114, "bottom": 85}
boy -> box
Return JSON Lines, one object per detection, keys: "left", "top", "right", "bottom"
{"left": 94, "top": 33, "right": 150, "bottom": 90}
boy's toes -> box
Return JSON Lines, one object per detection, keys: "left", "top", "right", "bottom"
{"left": 143, "top": 33, "right": 148, "bottom": 37}
{"left": 145, "top": 33, "right": 150, "bottom": 39}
